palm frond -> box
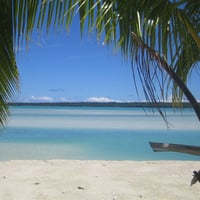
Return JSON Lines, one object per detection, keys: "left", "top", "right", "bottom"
{"left": 0, "top": 1, "right": 19, "bottom": 126}
{"left": 131, "top": 32, "right": 200, "bottom": 121}
{"left": 126, "top": 1, "right": 199, "bottom": 111}
{"left": 4, "top": 0, "right": 199, "bottom": 127}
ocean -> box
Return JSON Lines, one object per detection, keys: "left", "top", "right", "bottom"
{"left": 0, "top": 105, "right": 199, "bottom": 161}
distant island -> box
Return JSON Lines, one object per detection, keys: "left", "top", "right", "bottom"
{"left": 8, "top": 101, "right": 196, "bottom": 108}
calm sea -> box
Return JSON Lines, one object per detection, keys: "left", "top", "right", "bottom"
{"left": 0, "top": 106, "right": 199, "bottom": 161}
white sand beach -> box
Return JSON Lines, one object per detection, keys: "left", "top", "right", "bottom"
{"left": 0, "top": 160, "right": 199, "bottom": 200}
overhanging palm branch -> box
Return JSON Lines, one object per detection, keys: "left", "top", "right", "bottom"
{"left": 0, "top": 0, "right": 199, "bottom": 126}
{"left": 131, "top": 32, "right": 200, "bottom": 121}
{"left": 131, "top": 0, "right": 199, "bottom": 104}
{"left": 0, "top": 1, "right": 19, "bottom": 126}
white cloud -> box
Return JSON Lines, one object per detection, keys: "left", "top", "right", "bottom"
{"left": 29, "top": 96, "right": 54, "bottom": 102}
{"left": 14, "top": 96, "right": 124, "bottom": 103}
{"left": 86, "top": 97, "right": 119, "bottom": 103}
{"left": 15, "top": 96, "right": 71, "bottom": 103}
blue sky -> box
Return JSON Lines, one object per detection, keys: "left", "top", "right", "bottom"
{"left": 15, "top": 20, "right": 199, "bottom": 103}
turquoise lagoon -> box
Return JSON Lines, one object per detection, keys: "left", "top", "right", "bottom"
{"left": 0, "top": 106, "right": 200, "bottom": 161}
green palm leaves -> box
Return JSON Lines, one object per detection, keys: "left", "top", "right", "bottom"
{"left": 0, "top": 0, "right": 199, "bottom": 126}
{"left": 0, "top": 1, "right": 19, "bottom": 126}
{"left": 128, "top": 1, "right": 200, "bottom": 119}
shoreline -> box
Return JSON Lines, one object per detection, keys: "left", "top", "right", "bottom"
{"left": 0, "top": 160, "right": 199, "bottom": 200}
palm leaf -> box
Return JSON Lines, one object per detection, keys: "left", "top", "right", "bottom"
{"left": 0, "top": 1, "right": 19, "bottom": 126}
{"left": 1, "top": 0, "right": 199, "bottom": 126}
{"left": 11, "top": 0, "right": 200, "bottom": 101}
{"left": 131, "top": 32, "right": 200, "bottom": 121}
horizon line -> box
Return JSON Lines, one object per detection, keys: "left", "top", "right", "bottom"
{"left": 8, "top": 101, "right": 195, "bottom": 108}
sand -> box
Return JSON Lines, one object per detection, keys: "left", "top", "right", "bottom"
{"left": 0, "top": 160, "right": 199, "bottom": 200}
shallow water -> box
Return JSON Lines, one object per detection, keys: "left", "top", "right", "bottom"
{"left": 0, "top": 106, "right": 199, "bottom": 160}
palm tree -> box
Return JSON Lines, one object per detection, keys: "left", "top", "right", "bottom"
{"left": 0, "top": 0, "right": 199, "bottom": 126}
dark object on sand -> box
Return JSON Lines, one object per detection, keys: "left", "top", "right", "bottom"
{"left": 149, "top": 142, "right": 200, "bottom": 186}
{"left": 149, "top": 142, "right": 200, "bottom": 156}
{"left": 191, "top": 170, "right": 200, "bottom": 186}
{"left": 77, "top": 186, "right": 85, "bottom": 190}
